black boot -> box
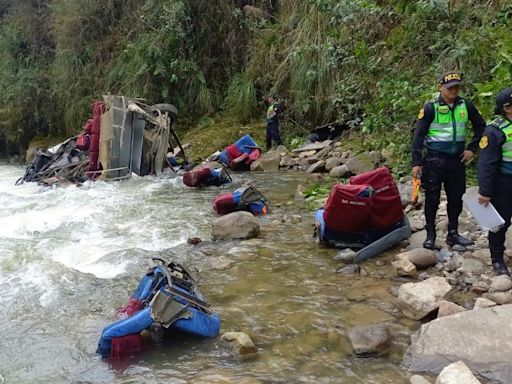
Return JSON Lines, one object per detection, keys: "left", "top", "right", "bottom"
{"left": 446, "top": 230, "right": 474, "bottom": 247}
{"left": 423, "top": 233, "right": 436, "bottom": 250}
{"left": 491, "top": 251, "right": 510, "bottom": 276}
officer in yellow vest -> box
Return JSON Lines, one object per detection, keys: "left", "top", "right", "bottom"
{"left": 412, "top": 72, "right": 485, "bottom": 249}
{"left": 265, "top": 96, "right": 283, "bottom": 151}
{"left": 478, "top": 87, "right": 512, "bottom": 275}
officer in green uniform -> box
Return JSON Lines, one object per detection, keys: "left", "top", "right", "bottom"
{"left": 478, "top": 87, "right": 512, "bottom": 275}
{"left": 412, "top": 71, "right": 486, "bottom": 249}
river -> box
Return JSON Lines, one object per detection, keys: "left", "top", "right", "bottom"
{"left": 0, "top": 162, "right": 414, "bottom": 383}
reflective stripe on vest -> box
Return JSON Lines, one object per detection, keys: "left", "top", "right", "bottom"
{"left": 491, "top": 117, "right": 512, "bottom": 175}
{"left": 426, "top": 101, "right": 469, "bottom": 143}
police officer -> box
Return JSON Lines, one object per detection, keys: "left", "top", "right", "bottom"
{"left": 412, "top": 71, "right": 486, "bottom": 249}
{"left": 265, "top": 96, "right": 283, "bottom": 151}
{"left": 478, "top": 87, "right": 512, "bottom": 275}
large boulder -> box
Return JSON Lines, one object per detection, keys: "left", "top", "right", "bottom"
{"left": 396, "top": 248, "right": 438, "bottom": 269}
{"left": 406, "top": 305, "right": 512, "bottom": 383}
{"left": 251, "top": 150, "right": 280, "bottom": 172}
{"left": 398, "top": 277, "right": 452, "bottom": 320}
{"left": 346, "top": 324, "right": 392, "bottom": 357}
{"left": 436, "top": 361, "right": 481, "bottom": 384}
{"left": 212, "top": 212, "right": 260, "bottom": 241}
{"left": 306, "top": 160, "right": 326, "bottom": 173}
{"left": 221, "top": 332, "right": 257, "bottom": 355}
{"left": 490, "top": 275, "right": 512, "bottom": 292}
{"left": 346, "top": 152, "right": 375, "bottom": 175}
{"left": 325, "top": 157, "right": 341, "bottom": 171}
{"left": 329, "top": 164, "right": 351, "bottom": 178}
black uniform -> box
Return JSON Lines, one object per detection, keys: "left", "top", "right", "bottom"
{"left": 412, "top": 95, "right": 485, "bottom": 236}
{"left": 478, "top": 118, "right": 512, "bottom": 266}
{"left": 266, "top": 102, "right": 283, "bottom": 151}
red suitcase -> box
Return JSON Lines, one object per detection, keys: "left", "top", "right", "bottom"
{"left": 212, "top": 192, "right": 236, "bottom": 214}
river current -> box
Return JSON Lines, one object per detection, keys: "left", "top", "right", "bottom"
{"left": 0, "top": 163, "right": 412, "bottom": 383}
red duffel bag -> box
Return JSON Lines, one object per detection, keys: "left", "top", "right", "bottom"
{"left": 213, "top": 192, "right": 236, "bottom": 214}
{"left": 350, "top": 167, "right": 403, "bottom": 230}
{"left": 323, "top": 184, "right": 373, "bottom": 233}
{"left": 183, "top": 168, "right": 211, "bottom": 187}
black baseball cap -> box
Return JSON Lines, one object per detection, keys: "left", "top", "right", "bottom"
{"left": 495, "top": 87, "right": 512, "bottom": 114}
{"left": 438, "top": 71, "right": 462, "bottom": 87}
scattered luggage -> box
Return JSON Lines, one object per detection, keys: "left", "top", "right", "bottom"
{"left": 315, "top": 167, "right": 411, "bottom": 262}
{"left": 219, "top": 135, "right": 261, "bottom": 170}
{"left": 183, "top": 167, "right": 231, "bottom": 188}
{"left": 97, "top": 259, "right": 221, "bottom": 359}
{"left": 213, "top": 185, "right": 268, "bottom": 215}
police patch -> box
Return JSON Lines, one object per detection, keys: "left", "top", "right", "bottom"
{"left": 418, "top": 108, "right": 425, "bottom": 119}
{"left": 479, "top": 136, "right": 489, "bottom": 149}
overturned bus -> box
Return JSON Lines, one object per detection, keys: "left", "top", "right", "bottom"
{"left": 18, "top": 95, "right": 186, "bottom": 186}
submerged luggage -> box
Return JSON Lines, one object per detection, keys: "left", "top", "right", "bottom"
{"left": 212, "top": 185, "right": 268, "bottom": 215}
{"left": 213, "top": 192, "right": 236, "bottom": 214}
{"left": 183, "top": 167, "right": 231, "bottom": 188}
{"left": 323, "top": 184, "right": 373, "bottom": 233}
{"left": 350, "top": 167, "right": 403, "bottom": 230}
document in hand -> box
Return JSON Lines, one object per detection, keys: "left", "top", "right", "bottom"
{"left": 462, "top": 192, "right": 505, "bottom": 233}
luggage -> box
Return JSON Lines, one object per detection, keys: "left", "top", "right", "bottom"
{"left": 323, "top": 184, "right": 373, "bottom": 233}
{"left": 350, "top": 167, "right": 403, "bottom": 230}
{"left": 75, "top": 134, "right": 90, "bottom": 150}
{"left": 183, "top": 167, "right": 212, "bottom": 187}
{"left": 213, "top": 192, "right": 236, "bottom": 214}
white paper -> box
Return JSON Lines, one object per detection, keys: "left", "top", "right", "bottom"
{"left": 463, "top": 192, "right": 505, "bottom": 233}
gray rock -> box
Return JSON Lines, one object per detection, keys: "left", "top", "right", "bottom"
{"left": 451, "top": 244, "right": 467, "bottom": 252}
{"left": 293, "top": 140, "right": 332, "bottom": 153}
{"left": 280, "top": 156, "right": 296, "bottom": 168}
{"left": 336, "top": 264, "right": 360, "bottom": 274}
{"left": 471, "top": 281, "right": 490, "bottom": 294}
{"left": 435, "top": 361, "right": 481, "bottom": 384}
{"left": 347, "top": 324, "right": 392, "bottom": 357}
{"left": 396, "top": 248, "right": 438, "bottom": 269}
{"left": 472, "top": 249, "right": 491, "bottom": 262}
{"left": 460, "top": 259, "right": 484, "bottom": 275}
{"left": 506, "top": 227, "right": 512, "bottom": 250}
{"left": 346, "top": 152, "right": 375, "bottom": 175}
{"left": 411, "top": 375, "right": 432, "bottom": 384}
{"left": 329, "top": 164, "right": 351, "bottom": 178}
{"left": 212, "top": 212, "right": 260, "bottom": 241}
{"left": 473, "top": 297, "right": 497, "bottom": 310}
{"left": 406, "top": 305, "right": 512, "bottom": 383}
{"left": 251, "top": 150, "right": 280, "bottom": 172}
{"left": 437, "top": 300, "right": 466, "bottom": 318}
{"left": 306, "top": 160, "right": 326, "bottom": 173}
{"left": 483, "top": 290, "right": 512, "bottom": 305}
{"left": 407, "top": 230, "right": 427, "bottom": 250}
{"left": 325, "top": 157, "right": 340, "bottom": 171}
{"left": 490, "top": 275, "right": 512, "bottom": 292}
{"left": 368, "top": 150, "right": 382, "bottom": 165}
{"left": 398, "top": 183, "right": 413, "bottom": 207}
{"left": 221, "top": 332, "right": 257, "bottom": 355}
{"left": 398, "top": 277, "right": 452, "bottom": 320}
{"left": 392, "top": 259, "right": 417, "bottom": 277}
{"left": 334, "top": 248, "right": 356, "bottom": 263}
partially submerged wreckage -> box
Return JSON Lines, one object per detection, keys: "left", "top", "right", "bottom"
{"left": 17, "top": 95, "right": 186, "bottom": 186}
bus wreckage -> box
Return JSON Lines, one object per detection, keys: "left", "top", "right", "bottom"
{"left": 17, "top": 95, "right": 186, "bottom": 186}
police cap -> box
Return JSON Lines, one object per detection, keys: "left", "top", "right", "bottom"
{"left": 496, "top": 87, "right": 512, "bottom": 114}
{"left": 438, "top": 71, "right": 462, "bottom": 88}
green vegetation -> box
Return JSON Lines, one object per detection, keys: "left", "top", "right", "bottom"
{"left": 0, "top": 0, "right": 510, "bottom": 171}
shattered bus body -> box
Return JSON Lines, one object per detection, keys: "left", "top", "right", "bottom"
{"left": 18, "top": 95, "right": 185, "bottom": 186}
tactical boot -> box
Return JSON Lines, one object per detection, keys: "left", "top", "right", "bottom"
{"left": 446, "top": 230, "right": 474, "bottom": 247}
{"left": 423, "top": 233, "right": 436, "bottom": 250}
{"left": 491, "top": 251, "right": 510, "bottom": 276}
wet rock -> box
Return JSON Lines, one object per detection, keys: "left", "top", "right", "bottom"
{"left": 436, "top": 361, "right": 481, "bottom": 384}
{"left": 396, "top": 248, "right": 437, "bottom": 269}
{"left": 221, "top": 332, "right": 257, "bottom": 355}
{"left": 306, "top": 160, "right": 326, "bottom": 173}
{"left": 346, "top": 152, "right": 374, "bottom": 175}
{"left": 187, "top": 237, "right": 202, "bottom": 245}
{"left": 398, "top": 277, "right": 452, "bottom": 320}
{"left": 482, "top": 290, "right": 512, "bottom": 305}
{"left": 329, "top": 164, "right": 351, "bottom": 178}
{"left": 406, "top": 305, "right": 512, "bottom": 383}
{"left": 460, "top": 259, "right": 484, "bottom": 275}
{"left": 490, "top": 275, "right": 512, "bottom": 292}
{"left": 336, "top": 264, "right": 360, "bottom": 274}
{"left": 437, "top": 301, "right": 466, "bottom": 318}
{"left": 212, "top": 212, "right": 260, "bottom": 241}
{"left": 325, "top": 157, "right": 340, "bottom": 171}
{"left": 473, "top": 297, "right": 497, "bottom": 310}
{"left": 280, "top": 156, "right": 296, "bottom": 168}
{"left": 250, "top": 150, "right": 280, "bottom": 172}
{"left": 411, "top": 375, "right": 432, "bottom": 384}
{"left": 392, "top": 259, "right": 417, "bottom": 277}
{"left": 346, "top": 324, "right": 392, "bottom": 357}
{"left": 471, "top": 281, "right": 490, "bottom": 294}
{"left": 334, "top": 248, "right": 356, "bottom": 263}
